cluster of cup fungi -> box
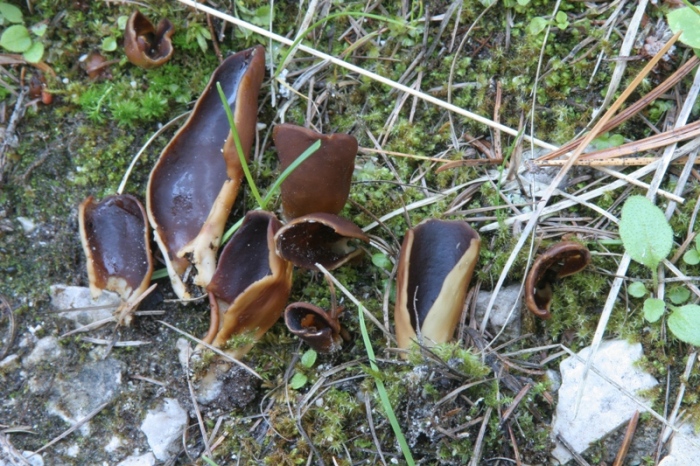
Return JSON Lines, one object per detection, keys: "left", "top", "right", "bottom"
{"left": 78, "top": 11, "right": 590, "bottom": 372}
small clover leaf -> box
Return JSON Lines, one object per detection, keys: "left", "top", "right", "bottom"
{"left": 300, "top": 348, "right": 317, "bottom": 368}
{"left": 668, "top": 6, "right": 700, "bottom": 50}
{"left": 0, "top": 24, "right": 32, "bottom": 53}
{"left": 668, "top": 304, "right": 700, "bottom": 346}
{"left": 619, "top": 195, "right": 673, "bottom": 270}
{"left": 628, "top": 281, "right": 647, "bottom": 298}
{"left": 668, "top": 286, "right": 691, "bottom": 305}
{"left": 290, "top": 372, "right": 308, "bottom": 389}
{"left": 643, "top": 298, "right": 665, "bottom": 323}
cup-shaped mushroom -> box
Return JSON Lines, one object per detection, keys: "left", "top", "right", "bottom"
{"left": 79, "top": 194, "right": 153, "bottom": 323}
{"left": 147, "top": 45, "right": 266, "bottom": 298}
{"left": 394, "top": 219, "right": 480, "bottom": 352}
{"left": 273, "top": 124, "right": 358, "bottom": 220}
{"left": 206, "top": 211, "right": 293, "bottom": 358}
{"left": 285, "top": 302, "right": 343, "bottom": 353}
{"left": 124, "top": 10, "right": 175, "bottom": 69}
{"left": 274, "top": 213, "right": 369, "bottom": 271}
{"left": 524, "top": 241, "right": 591, "bottom": 319}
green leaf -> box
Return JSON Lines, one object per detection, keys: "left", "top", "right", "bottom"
{"left": 668, "top": 304, "right": 700, "bottom": 346}
{"left": 371, "top": 253, "right": 392, "bottom": 270}
{"left": 668, "top": 286, "right": 691, "bottom": 305}
{"left": 668, "top": 7, "right": 700, "bottom": 50}
{"left": 117, "top": 15, "right": 128, "bottom": 30}
{"left": 22, "top": 41, "right": 43, "bottom": 63}
{"left": 643, "top": 298, "right": 665, "bottom": 323}
{"left": 590, "top": 132, "right": 625, "bottom": 151}
{"left": 0, "top": 2, "right": 23, "bottom": 23}
{"left": 289, "top": 372, "right": 308, "bottom": 389}
{"left": 555, "top": 11, "right": 569, "bottom": 29}
{"left": 683, "top": 249, "right": 700, "bottom": 265}
{"left": 30, "top": 22, "right": 47, "bottom": 37}
{"left": 101, "top": 36, "right": 117, "bottom": 52}
{"left": 0, "top": 24, "right": 31, "bottom": 52}
{"left": 517, "top": 0, "right": 531, "bottom": 5}
{"left": 526, "top": 17, "right": 548, "bottom": 36}
{"left": 619, "top": 195, "right": 673, "bottom": 270}
{"left": 628, "top": 281, "right": 647, "bottom": 298}
{"left": 300, "top": 349, "right": 317, "bottom": 368}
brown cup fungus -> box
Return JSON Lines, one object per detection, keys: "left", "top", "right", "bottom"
{"left": 524, "top": 241, "right": 591, "bottom": 319}
{"left": 204, "top": 211, "right": 294, "bottom": 358}
{"left": 79, "top": 194, "right": 154, "bottom": 325}
{"left": 285, "top": 302, "right": 344, "bottom": 353}
{"left": 147, "top": 46, "right": 265, "bottom": 298}
{"left": 273, "top": 124, "right": 358, "bottom": 220}
{"left": 124, "top": 11, "right": 175, "bottom": 69}
{"left": 394, "top": 219, "right": 480, "bottom": 352}
{"left": 274, "top": 213, "right": 369, "bottom": 271}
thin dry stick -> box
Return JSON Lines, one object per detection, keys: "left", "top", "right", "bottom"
{"left": 31, "top": 401, "right": 111, "bottom": 455}
{"left": 660, "top": 352, "right": 697, "bottom": 444}
{"left": 613, "top": 410, "right": 640, "bottom": 466}
{"left": 479, "top": 32, "right": 681, "bottom": 336}
{"left": 175, "top": 0, "right": 556, "bottom": 151}
{"left": 467, "top": 406, "right": 492, "bottom": 466}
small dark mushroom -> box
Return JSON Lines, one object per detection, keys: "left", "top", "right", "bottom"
{"left": 273, "top": 123, "right": 358, "bottom": 220}
{"left": 205, "top": 211, "right": 294, "bottom": 358}
{"left": 274, "top": 213, "right": 369, "bottom": 271}
{"left": 394, "top": 219, "right": 480, "bottom": 352}
{"left": 285, "top": 302, "right": 344, "bottom": 353}
{"left": 147, "top": 45, "right": 265, "bottom": 298}
{"left": 124, "top": 10, "right": 174, "bottom": 69}
{"left": 524, "top": 241, "right": 591, "bottom": 319}
{"left": 79, "top": 194, "right": 153, "bottom": 325}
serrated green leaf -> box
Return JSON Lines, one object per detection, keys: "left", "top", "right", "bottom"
{"left": 643, "top": 298, "right": 665, "bottom": 323}
{"left": 668, "top": 286, "right": 691, "bottom": 305}
{"left": 668, "top": 7, "right": 700, "bottom": 50}
{"left": 22, "top": 41, "right": 43, "bottom": 63}
{"left": 0, "top": 24, "right": 31, "bottom": 52}
{"left": 101, "top": 36, "right": 117, "bottom": 52}
{"left": 683, "top": 249, "right": 700, "bottom": 265}
{"left": 526, "top": 17, "right": 548, "bottom": 35}
{"left": 300, "top": 349, "right": 317, "bottom": 368}
{"left": 628, "top": 281, "right": 647, "bottom": 298}
{"left": 668, "top": 304, "right": 700, "bottom": 346}
{"left": 619, "top": 195, "right": 673, "bottom": 270}
{"left": 0, "top": 2, "right": 23, "bottom": 23}
{"left": 289, "top": 372, "right": 308, "bottom": 389}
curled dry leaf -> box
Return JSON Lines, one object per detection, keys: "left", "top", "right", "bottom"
{"left": 273, "top": 123, "right": 358, "bottom": 220}
{"left": 274, "top": 212, "right": 369, "bottom": 271}
{"left": 147, "top": 45, "right": 265, "bottom": 298}
{"left": 124, "top": 10, "right": 175, "bottom": 69}
{"left": 524, "top": 241, "right": 591, "bottom": 319}
{"left": 394, "top": 219, "right": 480, "bottom": 353}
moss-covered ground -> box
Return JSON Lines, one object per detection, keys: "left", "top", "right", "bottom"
{"left": 1, "top": 0, "right": 699, "bottom": 464}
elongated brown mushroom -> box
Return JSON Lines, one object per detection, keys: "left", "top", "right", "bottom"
{"left": 394, "top": 219, "right": 480, "bottom": 352}
{"left": 524, "top": 241, "right": 591, "bottom": 319}
{"left": 274, "top": 212, "right": 369, "bottom": 270}
{"left": 205, "top": 211, "right": 294, "bottom": 358}
{"left": 285, "top": 302, "right": 344, "bottom": 353}
{"left": 147, "top": 45, "right": 265, "bottom": 298}
{"left": 79, "top": 194, "right": 153, "bottom": 325}
{"left": 124, "top": 10, "right": 175, "bottom": 69}
{"left": 273, "top": 123, "right": 358, "bottom": 220}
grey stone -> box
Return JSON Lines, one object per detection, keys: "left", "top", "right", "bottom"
{"left": 474, "top": 285, "right": 522, "bottom": 340}
{"left": 658, "top": 423, "right": 700, "bottom": 466}
{"left": 49, "top": 285, "right": 119, "bottom": 326}
{"left": 140, "top": 398, "right": 188, "bottom": 461}
{"left": 552, "top": 339, "right": 658, "bottom": 464}
{"left": 23, "top": 336, "right": 63, "bottom": 368}
{"left": 116, "top": 452, "right": 156, "bottom": 466}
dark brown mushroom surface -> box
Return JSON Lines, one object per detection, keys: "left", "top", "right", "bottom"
{"left": 205, "top": 210, "right": 294, "bottom": 358}
{"left": 147, "top": 45, "right": 265, "bottom": 298}
{"left": 273, "top": 123, "right": 358, "bottom": 220}
{"left": 394, "top": 219, "right": 480, "bottom": 352}
{"left": 524, "top": 241, "right": 591, "bottom": 319}
{"left": 124, "top": 10, "right": 175, "bottom": 69}
{"left": 274, "top": 213, "right": 369, "bottom": 271}
{"left": 79, "top": 194, "right": 153, "bottom": 322}
{"left": 285, "top": 302, "right": 344, "bottom": 353}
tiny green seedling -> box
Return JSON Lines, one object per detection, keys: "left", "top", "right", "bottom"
{"left": 620, "top": 195, "right": 700, "bottom": 345}
{"left": 290, "top": 348, "right": 317, "bottom": 390}
{"left": 667, "top": 1, "right": 700, "bottom": 54}
{"left": 0, "top": 2, "right": 46, "bottom": 63}
{"left": 683, "top": 236, "right": 700, "bottom": 265}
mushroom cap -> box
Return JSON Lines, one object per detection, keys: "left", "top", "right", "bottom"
{"left": 285, "top": 302, "right": 343, "bottom": 353}
{"left": 78, "top": 194, "right": 153, "bottom": 302}
{"left": 273, "top": 124, "right": 358, "bottom": 220}
{"left": 274, "top": 213, "right": 369, "bottom": 270}
{"left": 124, "top": 10, "right": 175, "bottom": 69}
{"left": 146, "top": 45, "right": 265, "bottom": 297}
{"left": 207, "top": 211, "right": 294, "bottom": 355}
{"left": 524, "top": 241, "right": 591, "bottom": 319}
{"left": 394, "top": 219, "right": 480, "bottom": 351}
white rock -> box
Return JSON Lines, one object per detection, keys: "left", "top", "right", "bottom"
{"left": 176, "top": 338, "right": 191, "bottom": 370}
{"left": 23, "top": 336, "right": 63, "bottom": 367}
{"left": 0, "top": 452, "right": 44, "bottom": 466}
{"left": 0, "top": 354, "right": 20, "bottom": 371}
{"left": 16, "top": 217, "right": 36, "bottom": 233}
{"left": 658, "top": 422, "right": 700, "bottom": 466}
{"left": 105, "top": 436, "right": 123, "bottom": 453}
{"left": 552, "top": 339, "right": 658, "bottom": 464}
{"left": 140, "top": 398, "right": 188, "bottom": 461}
{"left": 474, "top": 285, "right": 522, "bottom": 339}
{"left": 49, "top": 285, "right": 119, "bottom": 326}
{"left": 116, "top": 453, "right": 156, "bottom": 466}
